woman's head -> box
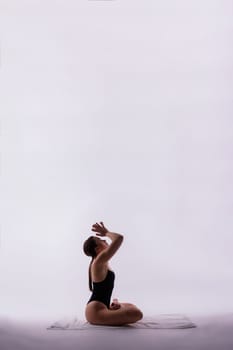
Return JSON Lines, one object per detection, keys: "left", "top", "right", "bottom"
{"left": 83, "top": 236, "right": 108, "bottom": 258}
{"left": 83, "top": 236, "right": 98, "bottom": 259}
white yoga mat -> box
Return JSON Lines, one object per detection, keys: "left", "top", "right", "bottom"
{"left": 47, "top": 314, "right": 197, "bottom": 330}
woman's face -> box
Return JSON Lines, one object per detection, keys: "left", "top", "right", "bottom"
{"left": 95, "top": 237, "right": 108, "bottom": 250}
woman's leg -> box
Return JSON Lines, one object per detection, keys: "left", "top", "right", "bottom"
{"left": 85, "top": 301, "right": 143, "bottom": 326}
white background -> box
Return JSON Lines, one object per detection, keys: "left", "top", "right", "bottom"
{"left": 0, "top": 0, "right": 233, "bottom": 320}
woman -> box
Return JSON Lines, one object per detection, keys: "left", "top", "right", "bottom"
{"left": 83, "top": 221, "right": 143, "bottom": 326}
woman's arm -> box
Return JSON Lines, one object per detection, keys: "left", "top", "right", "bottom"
{"left": 106, "top": 231, "right": 124, "bottom": 241}
{"left": 92, "top": 222, "right": 124, "bottom": 263}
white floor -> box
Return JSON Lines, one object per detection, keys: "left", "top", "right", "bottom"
{"left": 1, "top": 313, "right": 233, "bottom": 350}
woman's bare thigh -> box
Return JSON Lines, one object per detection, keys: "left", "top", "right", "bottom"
{"left": 120, "top": 302, "right": 138, "bottom": 309}
{"left": 85, "top": 301, "right": 143, "bottom": 326}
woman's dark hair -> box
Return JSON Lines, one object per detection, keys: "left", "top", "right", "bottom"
{"left": 83, "top": 236, "right": 98, "bottom": 291}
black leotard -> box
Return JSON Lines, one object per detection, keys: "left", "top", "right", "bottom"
{"left": 87, "top": 270, "right": 115, "bottom": 309}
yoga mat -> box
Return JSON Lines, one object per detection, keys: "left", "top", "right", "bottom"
{"left": 47, "top": 314, "right": 197, "bottom": 330}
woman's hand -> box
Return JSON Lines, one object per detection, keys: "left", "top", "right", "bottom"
{"left": 91, "top": 221, "right": 109, "bottom": 237}
{"left": 110, "top": 298, "right": 121, "bottom": 310}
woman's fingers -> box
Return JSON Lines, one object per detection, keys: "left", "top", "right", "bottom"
{"left": 91, "top": 222, "right": 107, "bottom": 235}
{"left": 92, "top": 222, "right": 105, "bottom": 230}
{"left": 92, "top": 223, "right": 102, "bottom": 229}
{"left": 93, "top": 222, "right": 104, "bottom": 227}
{"left": 100, "top": 222, "right": 107, "bottom": 229}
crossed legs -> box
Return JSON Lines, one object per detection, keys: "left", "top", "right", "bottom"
{"left": 85, "top": 301, "right": 143, "bottom": 326}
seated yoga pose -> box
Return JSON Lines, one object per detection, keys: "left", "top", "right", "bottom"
{"left": 83, "top": 221, "right": 143, "bottom": 326}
